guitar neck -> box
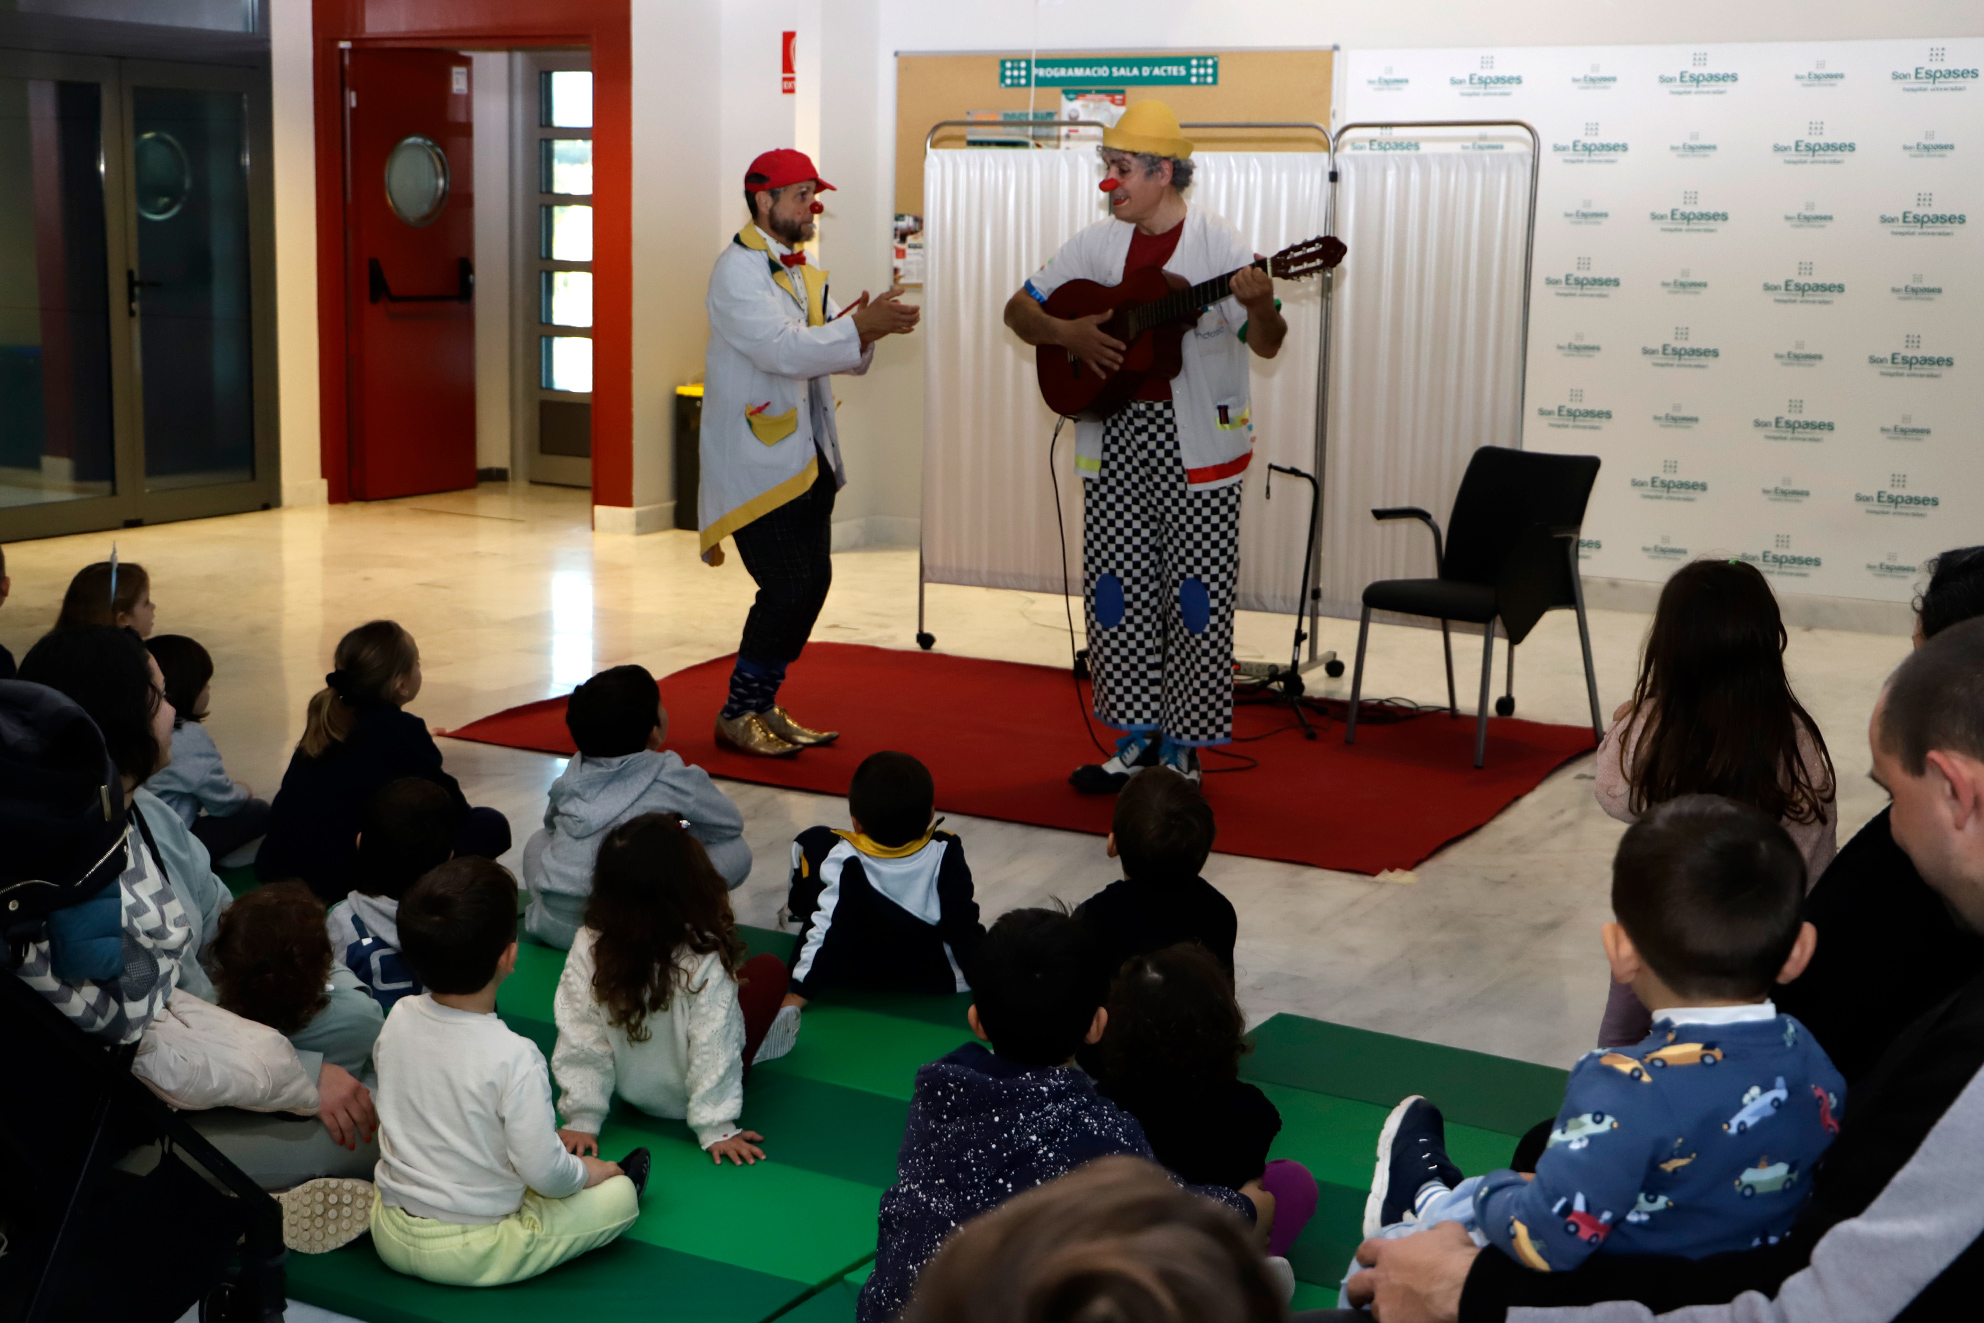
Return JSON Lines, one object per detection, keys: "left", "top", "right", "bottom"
{"left": 1135, "top": 258, "right": 1268, "bottom": 333}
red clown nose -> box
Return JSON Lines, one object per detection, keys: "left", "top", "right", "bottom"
{"left": 809, "top": 201, "right": 825, "bottom": 214}
{"left": 1099, "top": 178, "right": 1119, "bottom": 192}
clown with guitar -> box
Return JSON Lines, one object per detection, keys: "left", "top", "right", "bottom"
{"left": 1004, "top": 101, "right": 1342, "bottom": 792}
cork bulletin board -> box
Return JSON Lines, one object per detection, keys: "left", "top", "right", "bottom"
{"left": 895, "top": 48, "right": 1335, "bottom": 215}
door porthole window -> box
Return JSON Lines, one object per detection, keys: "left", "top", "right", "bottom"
{"left": 134, "top": 130, "right": 191, "bottom": 221}
{"left": 384, "top": 134, "right": 449, "bottom": 227}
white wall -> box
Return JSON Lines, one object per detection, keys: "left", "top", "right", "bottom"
{"left": 269, "top": 0, "right": 322, "bottom": 506}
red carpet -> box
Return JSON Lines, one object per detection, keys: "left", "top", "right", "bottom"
{"left": 441, "top": 643, "right": 1596, "bottom": 875}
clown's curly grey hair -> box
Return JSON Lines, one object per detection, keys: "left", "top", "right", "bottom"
{"left": 1098, "top": 146, "right": 1194, "bottom": 191}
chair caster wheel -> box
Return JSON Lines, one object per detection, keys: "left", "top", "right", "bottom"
{"left": 1495, "top": 696, "right": 1515, "bottom": 717}
{"left": 916, "top": 632, "right": 935, "bottom": 651}
{"left": 1324, "top": 659, "right": 1345, "bottom": 678}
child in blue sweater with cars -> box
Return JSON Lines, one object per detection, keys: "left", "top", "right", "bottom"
{"left": 1347, "top": 795, "right": 1845, "bottom": 1295}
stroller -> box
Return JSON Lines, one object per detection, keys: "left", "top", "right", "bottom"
{"left": 0, "top": 678, "right": 287, "bottom": 1322}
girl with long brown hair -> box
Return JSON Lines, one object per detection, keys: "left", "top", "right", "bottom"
{"left": 256, "top": 619, "right": 510, "bottom": 900}
{"left": 1594, "top": 558, "right": 1836, "bottom": 1045}
{"left": 550, "top": 814, "right": 794, "bottom": 1167}
{"left": 55, "top": 558, "right": 155, "bottom": 635}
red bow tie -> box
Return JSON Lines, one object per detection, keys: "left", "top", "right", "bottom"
{"left": 780, "top": 252, "right": 807, "bottom": 268}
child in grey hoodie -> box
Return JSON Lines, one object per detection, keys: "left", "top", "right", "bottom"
{"left": 524, "top": 665, "right": 750, "bottom": 950}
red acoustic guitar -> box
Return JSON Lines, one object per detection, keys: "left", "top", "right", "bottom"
{"left": 1035, "top": 235, "right": 1346, "bottom": 420}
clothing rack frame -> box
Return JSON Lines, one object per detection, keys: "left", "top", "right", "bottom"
{"left": 1316, "top": 120, "right": 1541, "bottom": 660}
{"left": 914, "top": 119, "right": 1335, "bottom": 657}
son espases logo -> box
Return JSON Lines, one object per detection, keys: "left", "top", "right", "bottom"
{"left": 1880, "top": 416, "right": 1932, "bottom": 440}
{"left": 1652, "top": 409, "right": 1700, "bottom": 429}
{"left": 1641, "top": 540, "right": 1691, "bottom": 561}
{"left": 1773, "top": 345, "right": 1824, "bottom": 367}
{"left": 1544, "top": 271, "right": 1619, "bottom": 296}
{"left": 1659, "top": 67, "right": 1739, "bottom": 94}
{"left": 1763, "top": 482, "right": 1811, "bottom": 504}
{"left": 1893, "top": 63, "right": 1979, "bottom": 90}
{"left": 1753, "top": 412, "right": 1835, "bottom": 440}
{"left": 1552, "top": 138, "right": 1628, "bottom": 160}
{"left": 1881, "top": 203, "right": 1967, "bottom": 232}
{"left": 1642, "top": 342, "right": 1718, "bottom": 367}
{"left": 1630, "top": 471, "right": 1706, "bottom": 499}
{"left": 1764, "top": 271, "right": 1845, "bottom": 304}
{"left": 1652, "top": 197, "right": 1727, "bottom": 230}
{"left": 1868, "top": 345, "right": 1953, "bottom": 378}
{"left": 1738, "top": 546, "right": 1822, "bottom": 576}
{"left": 1774, "top": 134, "right": 1857, "bottom": 161}
{"left": 1892, "top": 278, "right": 1943, "bottom": 301}
{"left": 1450, "top": 59, "right": 1521, "bottom": 95}
{"left": 1536, "top": 392, "right": 1611, "bottom": 429}
{"left": 1856, "top": 485, "right": 1940, "bottom": 516}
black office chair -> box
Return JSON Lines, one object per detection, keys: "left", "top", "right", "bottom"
{"left": 1344, "top": 446, "right": 1604, "bottom": 768}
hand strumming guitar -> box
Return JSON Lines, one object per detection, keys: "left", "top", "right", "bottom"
{"left": 851, "top": 285, "right": 920, "bottom": 345}
{"left": 1229, "top": 264, "right": 1286, "bottom": 358}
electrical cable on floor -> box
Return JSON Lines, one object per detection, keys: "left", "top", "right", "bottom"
{"left": 1049, "top": 414, "right": 1111, "bottom": 759}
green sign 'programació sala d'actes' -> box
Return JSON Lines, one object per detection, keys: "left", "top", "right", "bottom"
{"left": 1000, "top": 56, "right": 1219, "bottom": 88}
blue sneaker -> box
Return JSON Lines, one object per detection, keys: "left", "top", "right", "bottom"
{"left": 1156, "top": 739, "right": 1202, "bottom": 784}
{"left": 1363, "top": 1096, "right": 1464, "bottom": 1237}
{"left": 1069, "top": 731, "right": 1159, "bottom": 795}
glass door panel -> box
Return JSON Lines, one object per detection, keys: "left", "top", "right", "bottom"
{"left": 131, "top": 84, "right": 253, "bottom": 492}
{"left": 0, "top": 74, "right": 116, "bottom": 509}
{"left": 517, "top": 51, "right": 591, "bottom": 488}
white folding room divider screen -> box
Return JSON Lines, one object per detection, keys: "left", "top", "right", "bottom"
{"left": 920, "top": 144, "right": 1532, "bottom": 623}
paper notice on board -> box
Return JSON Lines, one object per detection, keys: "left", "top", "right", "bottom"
{"left": 893, "top": 213, "right": 924, "bottom": 287}
{"left": 1060, "top": 89, "right": 1126, "bottom": 147}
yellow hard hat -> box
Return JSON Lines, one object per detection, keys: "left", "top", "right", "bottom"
{"left": 1103, "top": 100, "right": 1193, "bottom": 159}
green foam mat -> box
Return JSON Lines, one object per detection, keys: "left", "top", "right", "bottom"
{"left": 293, "top": 923, "right": 1567, "bottom": 1321}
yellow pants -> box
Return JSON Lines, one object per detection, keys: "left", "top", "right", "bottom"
{"left": 370, "top": 1180, "right": 639, "bottom": 1287}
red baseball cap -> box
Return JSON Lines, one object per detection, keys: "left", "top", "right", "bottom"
{"left": 745, "top": 148, "right": 834, "bottom": 193}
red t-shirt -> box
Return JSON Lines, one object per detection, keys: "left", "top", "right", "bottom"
{"left": 1124, "top": 222, "right": 1185, "bottom": 401}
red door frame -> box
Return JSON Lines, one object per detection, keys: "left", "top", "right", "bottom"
{"left": 312, "top": 0, "right": 633, "bottom": 508}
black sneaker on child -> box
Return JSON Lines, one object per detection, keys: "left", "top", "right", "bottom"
{"left": 619, "top": 1147, "right": 652, "bottom": 1201}
{"left": 1362, "top": 1096, "right": 1464, "bottom": 1238}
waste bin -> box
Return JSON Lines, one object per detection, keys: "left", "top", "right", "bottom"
{"left": 673, "top": 384, "right": 702, "bottom": 531}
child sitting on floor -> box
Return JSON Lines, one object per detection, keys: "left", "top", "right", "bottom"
{"left": 1348, "top": 795, "right": 1844, "bottom": 1298}
{"left": 212, "top": 880, "right": 385, "bottom": 1080}
{"left": 371, "top": 858, "right": 649, "bottom": 1288}
{"left": 326, "top": 778, "right": 457, "bottom": 1011}
{"left": 144, "top": 634, "right": 272, "bottom": 865}
{"left": 524, "top": 664, "right": 750, "bottom": 949}
{"left": 1074, "top": 767, "right": 1238, "bottom": 979}
{"left": 55, "top": 558, "right": 156, "bottom": 635}
{"left": 1092, "top": 942, "right": 1315, "bottom": 1258}
{"left": 857, "top": 908, "right": 1279, "bottom": 1323}
{"left": 259, "top": 619, "right": 510, "bottom": 901}
{"left": 551, "top": 814, "right": 793, "bottom": 1169}
{"left": 786, "top": 751, "right": 984, "bottom": 1007}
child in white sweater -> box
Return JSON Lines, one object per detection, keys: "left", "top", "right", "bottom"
{"left": 552, "top": 814, "right": 796, "bottom": 1167}
{"left": 371, "top": 858, "right": 648, "bottom": 1287}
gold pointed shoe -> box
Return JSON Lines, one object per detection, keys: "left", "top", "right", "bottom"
{"left": 760, "top": 705, "right": 839, "bottom": 747}
{"left": 715, "top": 711, "right": 803, "bottom": 758}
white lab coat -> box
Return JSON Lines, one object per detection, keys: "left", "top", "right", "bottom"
{"left": 698, "top": 225, "right": 874, "bottom": 552}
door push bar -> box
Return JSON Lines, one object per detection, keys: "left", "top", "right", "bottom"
{"left": 369, "top": 256, "right": 474, "bottom": 305}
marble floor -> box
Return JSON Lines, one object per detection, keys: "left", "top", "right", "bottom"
{"left": 1, "top": 482, "right": 1911, "bottom": 1070}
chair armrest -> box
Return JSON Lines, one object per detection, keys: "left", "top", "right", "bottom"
{"left": 1371, "top": 507, "right": 1444, "bottom": 570}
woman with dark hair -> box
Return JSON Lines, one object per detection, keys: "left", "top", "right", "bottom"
{"left": 1593, "top": 559, "right": 1836, "bottom": 1046}
{"left": 1093, "top": 943, "right": 1316, "bottom": 1265}
{"left": 14, "top": 626, "right": 380, "bottom": 1197}
{"left": 549, "top": 814, "right": 793, "bottom": 1168}
{"left": 14, "top": 625, "right": 191, "bottom": 1040}
{"left": 1778, "top": 545, "right": 1984, "bottom": 1083}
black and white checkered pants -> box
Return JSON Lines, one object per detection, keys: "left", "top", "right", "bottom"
{"left": 1082, "top": 400, "right": 1241, "bottom": 746}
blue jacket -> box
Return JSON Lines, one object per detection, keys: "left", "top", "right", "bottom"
{"left": 1474, "top": 1011, "right": 1845, "bottom": 1272}
{"left": 857, "top": 1043, "right": 1253, "bottom": 1323}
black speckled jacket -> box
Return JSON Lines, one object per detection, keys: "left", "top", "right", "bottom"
{"left": 856, "top": 1041, "right": 1254, "bottom": 1323}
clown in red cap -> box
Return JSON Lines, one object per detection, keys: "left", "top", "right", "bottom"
{"left": 700, "top": 149, "right": 919, "bottom": 757}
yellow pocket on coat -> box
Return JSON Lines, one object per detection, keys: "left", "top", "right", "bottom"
{"left": 746, "top": 407, "right": 799, "bottom": 445}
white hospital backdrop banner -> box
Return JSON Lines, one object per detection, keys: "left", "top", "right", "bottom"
{"left": 921, "top": 150, "right": 1330, "bottom": 615}
{"left": 920, "top": 148, "right": 1533, "bottom": 620}
{"left": 1346, "top": 39, "right": 1983, "bottom": 605}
